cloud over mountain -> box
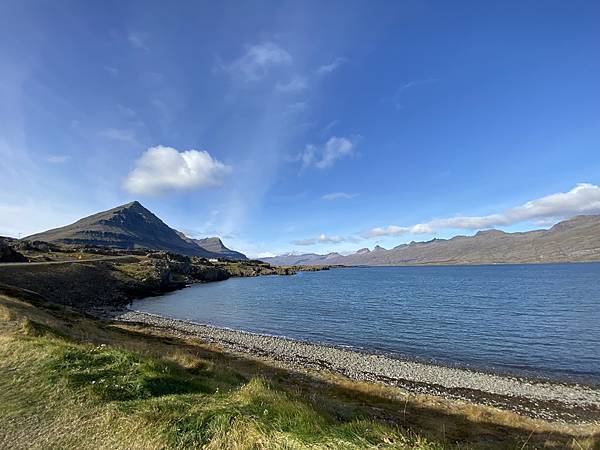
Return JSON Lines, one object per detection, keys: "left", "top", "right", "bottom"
{"left": 124, "top": 146, "right": 232, "bottom": 195}
{"left": 367, "top": 183, "right": 600, "bottom": 237}
{"left": 292, "top": 183, "right": 600, "bottom": 247}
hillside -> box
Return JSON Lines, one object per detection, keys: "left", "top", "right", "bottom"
{"left": 260, "top": 252, "right": 342, "bottom": 266}
{"left": 193, "top": 237, "right": 247, "bottom": 260}
{"left": 262, "top": 215, "right": 600, "bottom": 266}
{"left": 177, "top": 234, "right": 247, "bottom": 260}
{"left": 26, "top": 201, "right": 246, "bottom": 259}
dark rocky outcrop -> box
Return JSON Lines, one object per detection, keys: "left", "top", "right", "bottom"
{"left": 0, "top": 240, "right": 28, "bottom": 263}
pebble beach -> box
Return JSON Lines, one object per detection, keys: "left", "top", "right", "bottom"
{"left": 114, "top": 309, "right": 600, "bottom": 423}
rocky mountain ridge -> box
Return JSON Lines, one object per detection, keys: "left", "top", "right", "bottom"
{"left": 261, "top": 215, "right": 600, "bottom": 266}
{"left": 26, "top": 201, "right": 247, "bottom": 260}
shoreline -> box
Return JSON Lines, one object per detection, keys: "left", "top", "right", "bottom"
{"left": 110, "top": 308, "right": 600, "bottom": 424}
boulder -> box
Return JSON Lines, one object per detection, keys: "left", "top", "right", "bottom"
{"left": 0, "top": 241, "right": 28, "bottom": 262}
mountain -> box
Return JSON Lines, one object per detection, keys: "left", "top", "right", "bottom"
{"left": 181, "top": 236, "right": 247, "bottom": 260}
{"left": 262, "top": 215, "right": 600, "bottom": 266}
{"left": 260, "top": 252, "right": 342, "bottom": 266}
{"left": 26, "top": 201, "right": 246, "bottom": 259}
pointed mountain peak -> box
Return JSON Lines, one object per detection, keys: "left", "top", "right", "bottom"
{"left": 117, "top": 200, "right": 147, "bottom": 212}
{"left": 124, "top": 200, "right": 143, "bottom": 208}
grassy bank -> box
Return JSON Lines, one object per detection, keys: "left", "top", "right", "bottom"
{"left": 1, "top": 293, "right": 598, "bottom": 449}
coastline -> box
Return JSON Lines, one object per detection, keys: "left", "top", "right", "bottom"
{"left": 111, "top": 308, "right": 600, "bottom": 424}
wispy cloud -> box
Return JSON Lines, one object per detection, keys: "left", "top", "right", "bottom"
{"left": 316, "top": 57, "right": 347, "bottom": 75}
{"left": 104, "top": 66, "right": 119, "bottom": 77}
{"left": 293, "top": 233, "right": 354, "bottom": 246}
{"left": 99, "top": 128, "right": 138, "bottom": 145}
{"left": 300, "top": 136, "right": 358, "bottom": 169}
{"left": 216, "top": 41, "right": 292, "bottom": 82}
{"left": 116, "top": 104, "right": 137, "bottom": 118}
{"left": 391, "top": 78, "right": 439, "bottom": 109}
{"left": 285, "top": 102, "right": 309, "bottom": 114}
{"left": 128, "top": 32, "right": 150, "bottom": 51}
{"left": 124, "top": 146, "right": 232, "bottom": 196}
{"left": 276, "top": 75, "right": 308, "bottom": 92}
{"left": 321, "top": 120, "right": 339, "bottom": 136}
{"left": 366, "top": 224, "right": 433, "bottom": 237}
{"left": 321, "top": 192, "right": 356, "bottom": 201}
{"left": 45, "top": 155, "right": 70, "bottom": 164}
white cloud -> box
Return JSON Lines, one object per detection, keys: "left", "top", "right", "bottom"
{"left": 366, "top": 183, "right": 600, "bottom": 237}
{"left": 301, "top": 136, "right": 357, "bottom": 169}
{"left": 321, "top": 192, "right": 356, "bottom": 201}
{"left": 218, "top": 41, "right": 292, "bottom": 82}
{"left": 123, "top": 145, "right": 232, "bottom": 195}
{"left": 128, "top": 32, "right": 149, "bottom": 51}
{"left": 276, "top": 75, "right": 308, "bottom": 92}
{"left": 316, "top": 57, "right": 346, "bottom": 75}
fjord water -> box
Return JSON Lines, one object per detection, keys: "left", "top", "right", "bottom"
{"left": 132, "top": 264, "right": 600, "bottom": 384}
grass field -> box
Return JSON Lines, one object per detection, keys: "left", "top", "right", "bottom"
{"left": 0, "top": 292, "right": 598, "bottom": 449}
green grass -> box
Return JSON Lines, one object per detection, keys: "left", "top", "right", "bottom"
{"left": 1, "top": 294, "right": 598, "bottom": 449}
{"left": 113, "top": 261, "right": 157, "bottom": 281}
{"left": 1, "top": 319, "right": 442, "bottom": 449}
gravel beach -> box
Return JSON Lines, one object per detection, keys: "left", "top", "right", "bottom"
{"left": 114, "top": 309, "right": 600, "bottom": 423}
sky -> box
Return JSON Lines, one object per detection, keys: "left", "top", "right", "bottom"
{"left": 1, "top": 0, "right": 599, "bottom": 258}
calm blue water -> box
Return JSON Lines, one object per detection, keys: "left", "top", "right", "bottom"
{"left": 132, "top": 264, "right": 600, "bottom": 384}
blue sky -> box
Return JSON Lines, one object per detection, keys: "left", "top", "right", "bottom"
{"left": 1, "top": 0, "right": 599, "bottom": 257}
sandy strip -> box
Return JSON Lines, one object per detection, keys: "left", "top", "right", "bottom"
{"left": 114, "top": 309, "right": 600, "bottom": 423}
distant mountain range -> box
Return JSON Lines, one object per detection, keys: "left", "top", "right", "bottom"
{"left": 26, "top": 201, "right": 247, "bottom": 260}
{"left": 261, "top": 215, "right": 600, "bottom": 266}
